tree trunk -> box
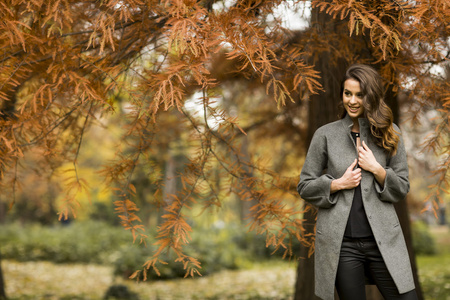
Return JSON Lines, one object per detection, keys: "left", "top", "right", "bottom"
{"left": 294, "top": 38, "right": 345, "bottom": 299}
{"left": 0, "top": 251, "right": 7, "bottom": 300}
{"left": 237, "top": 135, "right": 257, "bottom": 224}
{"left": 159, "top": 148, "right": 177, "bottom": 224}
{"left": 294, "top": 209, "right": 320, "bottom": 300}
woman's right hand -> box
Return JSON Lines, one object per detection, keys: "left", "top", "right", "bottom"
{"left": 330, "top": 159, "right": 361, "bottom": 193}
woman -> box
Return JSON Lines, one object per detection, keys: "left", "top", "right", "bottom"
{"left": 297, "top": 64, "right": 418, "bottom": 300}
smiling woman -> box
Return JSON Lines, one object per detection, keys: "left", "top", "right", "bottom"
{"left": 297, "top": 64, "right": 418, "bottom": 300}
{"left": 340, "top": 65, "right": 400, "bottom": 156}
{"left": 342, "top": 79, "right": 364, "bottom": 123}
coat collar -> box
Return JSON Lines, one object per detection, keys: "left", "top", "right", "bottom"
{"left": 341, "top": 113, "right": 369, "bottom": 131}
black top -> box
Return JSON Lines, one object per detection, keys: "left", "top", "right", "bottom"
{"left": 344, "top": 131, "right": 374, "bottom": 238}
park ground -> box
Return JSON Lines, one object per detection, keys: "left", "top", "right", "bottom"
{"left": 3, "top": 226, "right": 450, "bottom": 300}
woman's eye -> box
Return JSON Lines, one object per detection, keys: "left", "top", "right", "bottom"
{"left": 344, "top": 92, "right": 351, "bottom": 96}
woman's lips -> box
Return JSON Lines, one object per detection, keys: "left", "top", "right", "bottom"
{"left": 348, "top": 107, "right": 360, "bottom": 113}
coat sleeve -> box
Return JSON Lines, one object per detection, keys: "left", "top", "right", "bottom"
{"left": 374, "top": 126, "right": 410, "bottom": 203}
{"left": 297, "top": 128, "right": 337, "bottom": 208}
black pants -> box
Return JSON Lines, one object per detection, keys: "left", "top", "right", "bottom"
{"left": 335, "top": 237, "right": 418, "bottom": 300}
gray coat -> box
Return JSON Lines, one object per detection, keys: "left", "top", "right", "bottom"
{"left": 297, "top": 114, "right": 415, "bottom": 300}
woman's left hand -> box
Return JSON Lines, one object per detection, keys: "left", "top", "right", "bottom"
{"left": 358, "top": 140, "right": 387, "bottom": 186}
{"left": 358, "top": 140, "right": 380, "bottom": 173}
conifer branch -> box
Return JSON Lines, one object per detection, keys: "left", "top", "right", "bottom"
{"left": 17, "top": 102, "right": 83, "bottom": 148}
{"left": 73, "top": 102, "right": 93, "bottom": 183}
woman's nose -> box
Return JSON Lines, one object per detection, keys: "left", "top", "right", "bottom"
{"left": 349, "top": 96, "right": 356, "bottom": 103}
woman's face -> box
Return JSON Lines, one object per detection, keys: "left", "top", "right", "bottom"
{"left": 343, "top": 78, "right": 364, "bottom": 120}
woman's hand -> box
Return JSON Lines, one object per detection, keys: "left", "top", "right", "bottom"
{"left": 358, "top": 140, "right": 386, "bottom": 186}
{"left": 331, "top": 159, "right": 361, "bottom": 193}
{"left": 358, "top": 141, "right": 378, "bottom": 173}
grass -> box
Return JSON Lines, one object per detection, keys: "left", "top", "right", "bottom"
{"left": 3, "top": 260, "right": 296, "bottom": 300}
{"left": 417, "top": 254, "right": 450, "bottom": 300}
{"left": 416, "top": 226, "right": 450, "bottom": 300}
{"left": 2, "top": 225, "right": 449, "bottom": 300}
{"left": 4, "top": 261, "right": 111, "bottom": 300}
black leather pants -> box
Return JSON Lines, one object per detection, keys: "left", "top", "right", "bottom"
{"left": 335, "top": 236, "right": 418, "bottom": 300}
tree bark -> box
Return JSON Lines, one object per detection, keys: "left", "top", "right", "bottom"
{"left": 236, "top": 135, "right": 258, "bottom": 224}
{"left": 0, "top": 251, "right": 7, "bottom": 300}
{"left": 159, "top": 148, "right": 177, "bottom": 224}
{"left": 294, "top": 39, "right": 345, "bottom": 299}
{"left": 294, "top": 209, "right": 320, "bottom": 300}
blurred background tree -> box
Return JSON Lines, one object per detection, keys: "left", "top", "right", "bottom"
{"left": 0, "top": 0, "right": 449, "bottom": 299}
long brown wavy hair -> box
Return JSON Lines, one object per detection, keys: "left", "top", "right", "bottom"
{"left": 340, "top": 64, "right": 399, "bottom": 155}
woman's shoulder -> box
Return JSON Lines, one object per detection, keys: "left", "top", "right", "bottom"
{"left": 314, "top": 119, "right": 345, "bottom": 136}
{"left": 392, "top": 123, "right": 401, "bottom": 132}
{"left": 390, "top": 123, "right": 404, "bottom": 138}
